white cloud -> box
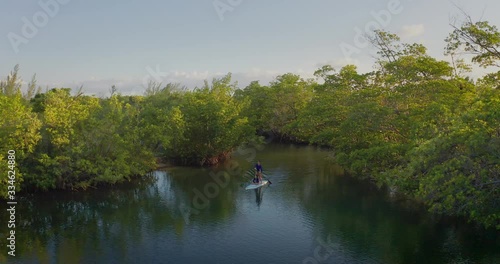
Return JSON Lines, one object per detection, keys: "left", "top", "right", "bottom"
{"left": 39, "top": 65, "right": 340, "bottom": 96}
{"left": 45, "top": 70, "right": 282, "bottom": 96}
{"left": 399, "top": 24, "right": 425, "bottom": 38}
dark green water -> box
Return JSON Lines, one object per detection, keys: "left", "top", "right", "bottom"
{"left": 1, "top": 144, "right": 499, "bottom": 264}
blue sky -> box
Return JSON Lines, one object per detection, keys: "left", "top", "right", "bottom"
{"left": 1, "top": 0, "right": 500, "bottom": 95}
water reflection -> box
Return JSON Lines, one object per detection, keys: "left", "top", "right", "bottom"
{"left": 0, "top": 144, "right": 497, "bottom": 264}
{"left": 254, "top": 187, "right": 263, "bottom": 207}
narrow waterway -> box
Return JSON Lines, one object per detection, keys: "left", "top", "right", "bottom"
{"left": 1, "top": 144, "right": 498, "bottom": 263}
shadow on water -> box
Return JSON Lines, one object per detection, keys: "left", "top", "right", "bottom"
{"left": 290, "top": 150, "right": 499, "bottom": 264}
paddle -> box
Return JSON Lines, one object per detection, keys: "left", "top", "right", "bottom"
{"left": 263, "top": 172, "right": 272, "bottom": 185}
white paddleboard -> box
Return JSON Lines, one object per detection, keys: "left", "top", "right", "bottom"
{"left": 245, "top": 180, "right": 269, "bottom": 190}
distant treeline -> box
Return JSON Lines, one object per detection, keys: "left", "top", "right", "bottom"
{"left": 1, "top": 20, "right": 499, "bottom": 229}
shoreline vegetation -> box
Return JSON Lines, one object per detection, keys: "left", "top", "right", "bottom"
{"left": 1, "top": 21, "right": 499, "bottom": 229}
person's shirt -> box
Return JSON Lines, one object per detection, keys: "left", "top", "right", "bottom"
{"left": 255, "top": 164, "right": 263, "bottom": 172}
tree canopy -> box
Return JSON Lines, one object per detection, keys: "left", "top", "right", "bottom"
{"left": 0, "top": 18, "right": 499, "bottom": 229}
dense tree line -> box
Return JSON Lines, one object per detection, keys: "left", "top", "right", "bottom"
{"left": 0, "top": 18, "right": 498, "bottom": 229}
{"left": 0, "top": 71, "right": 256, "bottom": 194}
{"left": 237, "top": 21, "right": 499, "bottom": 229}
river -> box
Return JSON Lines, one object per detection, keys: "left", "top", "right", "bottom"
{"left": 1, "top": 144, "right": 498, "bottom": 264}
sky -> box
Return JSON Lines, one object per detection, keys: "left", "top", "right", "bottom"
{"left": 1, "top": 0, "right": 500, "bottom": 95}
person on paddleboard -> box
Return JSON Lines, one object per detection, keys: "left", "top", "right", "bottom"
{"left": 254, "top": 161, "right": 263, "bottom": 184}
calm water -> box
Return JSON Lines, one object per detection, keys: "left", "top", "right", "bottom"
{"left": 1, "top": 144, "right": 499, "bottom": 264}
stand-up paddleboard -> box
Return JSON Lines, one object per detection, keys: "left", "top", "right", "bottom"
{"left": 245, "top": 180, "right": 269, "bottom": 190}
